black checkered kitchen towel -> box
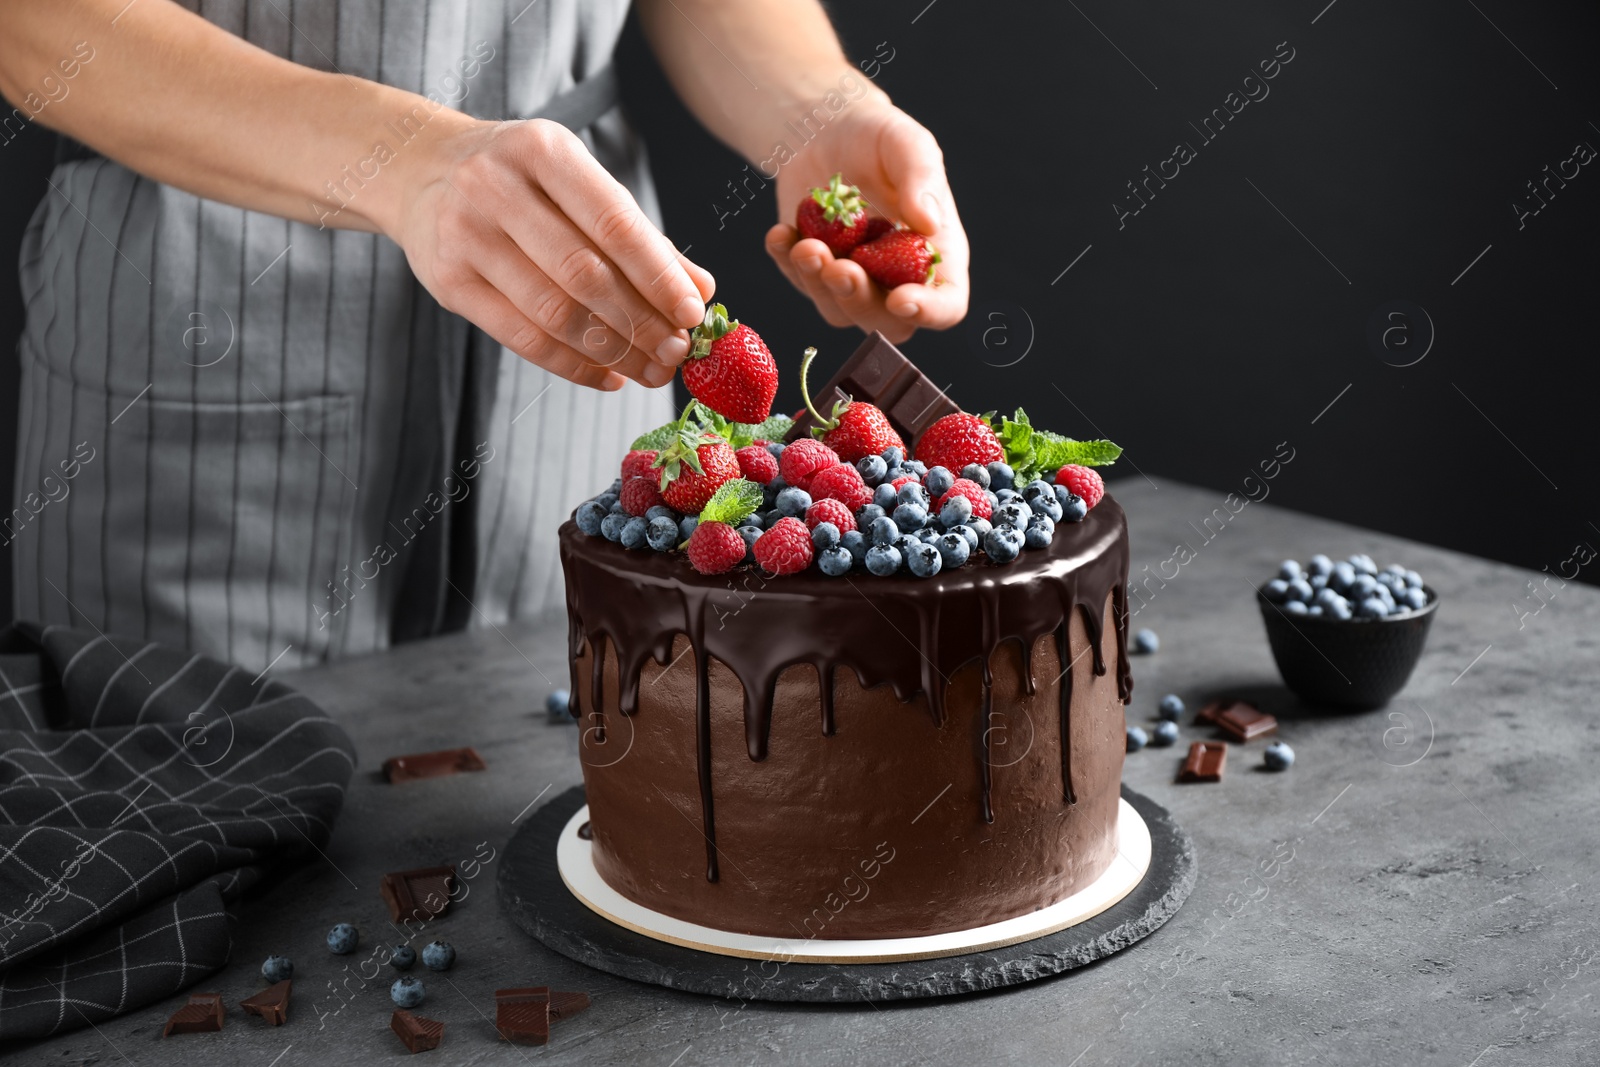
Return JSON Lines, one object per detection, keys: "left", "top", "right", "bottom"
{"left": 0, "top": 622, "right": 356, "bottom": 1041}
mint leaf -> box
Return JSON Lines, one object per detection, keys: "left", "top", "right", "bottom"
{"left": 698, "top": 478, "right": 764, "bottom": 525}
{"left": 746, "top": 413, "right": 794, "bottom": 444}
{"left": 1032, "top": 431, "right": 1122, "bottom": 471}
{"left": 630, "top": 422, "right": 679, "bottom": 451}
{"left": 996, "top": 408, "right": 1037, "bottom": 480}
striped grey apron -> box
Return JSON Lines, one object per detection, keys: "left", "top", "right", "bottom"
{"left": 9, "top": 0, "right": 672, "bottom": 673}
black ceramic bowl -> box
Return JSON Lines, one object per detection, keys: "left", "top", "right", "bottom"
{"left": 1256, "top": 586, "right": 1438, "bottom": 709}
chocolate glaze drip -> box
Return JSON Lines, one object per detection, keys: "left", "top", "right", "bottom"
{"left": 561, "top": 496, "right": 1131, "bottom": 883}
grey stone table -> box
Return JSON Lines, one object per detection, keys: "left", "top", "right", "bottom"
{"left": 13, "top": 479, "right": 1600, "bottom": 1066}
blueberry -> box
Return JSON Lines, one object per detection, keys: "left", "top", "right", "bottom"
{"left": 620, "top": 516, "right": 649, "bottom": 550}
{"left": 895, "top": 534, "right": 920, "bottom": 559}
{"left": 608, "top": 501, "right": 627, "bottom": 515}
{"left": 947, "top": 523, "right": 979, "bottom": 553}
{"left": 893, "top": 503, "right": 928, "bottom": 532}
{"left": 766, "top": 474, "right": 788, "bottom": 498}
{"left": 995, "top": 501, "right": 1030, "bottom": 529}
{"left": 881, "top": 446, "right": 904, "bottom": 467}
{"left": 1315, "top": 588, "right": 1346, "bottom": 612}
{"left": 1349, "top": 553, "right": 1377, "bottom": 576}
{"left": 1029, "top": 493, "right": 1063, "bottom": 522}
{"left": 389, "top": 944, "right": 417, "bottom": 971}
{"left": 391, "top": 976, "right": 426, "bottom": 1008}
{"left": 1401, "top": 587, "right": 1428, "bottom": 611}
{"left": 1279, "top": 560, "right": 1303, "bottom": 582}
{"left": 737, "top": 525, "right": 762, "bottom": 561}
{"left": 421, "top": 941, "right": 456, "bottom": 972}
{"left": 983, "top": 526, "right": 1022, "bottom": 563}
{"left": 1405, "top": 570, "right": 1423, "bottom": 589}
{"left": 936, "top": 532, "right": 971, "bottom": 569}
{"left": 1356, "top": 596, "right": 1388, "bottom": 618}
{"left": 327, "top": 923, "right": 359, "bottom": 955}
{"left": 1126, "top": 725, "right": 1149, "bottom": 752}
{"left": 1158, "top": 694, "right": 1184, "bottom": 721}
{"left": 261, "top": 955, "right": 294, "bottom": 982}
{"left": 995, "top": 487, "right": 1021, "bottom": 504}
{"left": 938, "top": 494, "right": 973, "bottom": 528}
{"left": 1285, "top": 600, "right": 1309, "bottom": 615}
{"left": 917, "top": 527, "right": 941, "bottom": 543}
{"left": 575, "top": 501, "right": 607, "bottom": 536}
{"left": 1132, "top": 628, "right": 1159, "bottom": 654}
{"left": 1307, "top": 554, "right": 1333, "bottom": 577}
{"left": 855, "top": 503, "right": 887, "bottom": 528}
{"left": 743, "top": 511, "right": 766, "bottom": 531}
{"left": 814, "top": 545, "right": 850, "bottom": 576}
{"left": 906, "top": 542, "right": 943, "bottom": 578}
{"left": 595, "top": 492, "right": 619, "bottom": 511}
{"left": 600, "top": 512, "right": 628, "bottom": 542}
{"left": 545, "top": 689, "right": 570, "bottom": 721}
{"left": 960, "top": 463, "right": 991, "bottom": 489}
{"left": 1308, "top": 606, "right": 1324, "bottom": 616}
{"left": 605, "top": 478, "right": 623, "bottom": 495}
{"left": 1264, "top": 579, "right": 1290, "bottom": 602}
{"left": 678, "top": 515, "right": 699, "bottom": 542}
{"left": 1263, "top": 741, "right": 1295, "bottom": 771}
{"left": 967, "top": 517, "right": 993, "bottom": 543}
{"left": 873, "top": 483, "right": 898, "bottom": 509}
{"left": 896, "top": 482, "right": 930, "bottom": 508}
{"left": 646, "top": 517, "right": 678, "bottom": 552}
{"left": 857, "top": 455, "right": 888, "bottom": 486}
{"left": 1326, "top": 597, "right": 1354, "bottom": 620}
{"left": 1149, "top": 720, "right": 1180, "bottom": 747}
{"left": 1024, "top": 515, "right": 1055, "bottom": 550}
{"left": 865, "top": 544, "right": 903, "bottom": 576}
{"left": 1330, "top": 562, "right": 1356, "bottom": 592}
{"left": 985, "top": 490, "right": 1001, "bottom": 511}
{"left": 776, "top": 487, "right": 812, "bottom": 517}
{"left": 1310, "top": 573, "right": 1329, "bottom": 590}
{"left": 811, "top": 521, "right": 841, "bottom": 550}
{"left": 766, "top": 440, "right": 786, "bottom": 458}
{"left": 1285, "top": 578, "right": 1313, "bottom": 603}
{"left": 1059, "top": 493, "right": 1088, "bottom": 523}
{"left": 645, "top": 505, "right": 678, "bottom": 524}
{"left": 840, "top": 530, "right": 867, "bottom": 564}
{"left": 924, "top": 466, "right": 955, "bottom": 497}
{"left": 1021, "top": 479, "right": 1052, "bottom": 501}
{"left": 906, "top": 460, "right": 928, "bottom": 477}
{"left": 870, "top": 516, "right": 900, "bottom": 547}
{"left": 986, "top": 462, "right": 1015, "bottom": 491}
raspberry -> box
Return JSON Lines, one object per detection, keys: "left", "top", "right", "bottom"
{"left": 804, "top": 498, "right": 857, "bottom": 534}
{"left": 1055, "top": 465, "right": 1104, "bottom": 510}
{"left": 735, "top": 444, "right": 779, "bottom": 484}
{"left": 778, "top": 438, "right": 839, "bottom": 492}
{"left": 915, "top": 413, "right": 1003, "bottom": 474}
{"left": 619, "top": 477, "right": 666, "bottom": 517}
{"left": 621, "top": 449, "right": 658, "bottom": 482}
{"left": 935, "top": 478, "right": 992, "bottom": 520}
{"left": 686, "top": 521, "right": 746, "bottom": 575}
{"left": 807, "top": 463, "right": 872, "bottom": 511}
{"left": 753, "top": 516, "right": 814, "bottom": 576}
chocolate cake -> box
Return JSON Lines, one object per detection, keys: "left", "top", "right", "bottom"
{"left": 559, "top": 493, "right": 1131, "bottom": 940}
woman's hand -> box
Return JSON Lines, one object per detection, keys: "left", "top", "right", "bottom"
{"left": 390, "top": 118, "right": 717, "bottom": 391}
{"left": 765, "top": 100, "right": 968, "bottom": 344}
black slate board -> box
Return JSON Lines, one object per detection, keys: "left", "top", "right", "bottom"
{"left": 497, "top": 785, "right": 1196, "bottom": 1003}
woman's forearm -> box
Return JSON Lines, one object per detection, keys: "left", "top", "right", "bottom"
{"left": 0, "top": 0, "right": 477, "bottom": 234}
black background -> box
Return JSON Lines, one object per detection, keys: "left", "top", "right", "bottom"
{"left": 4, "top": 0, "right": 1597, "bottom": 626}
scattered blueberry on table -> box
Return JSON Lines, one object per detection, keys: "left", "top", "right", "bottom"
{"left": 1264, "top": 554, "right": 1430, "bottom": 619}
{"left": 390, "top": 944, "right": 417, "bottom": 971}
{"left": 260, "top": 955, "right": 293, "bottom": 982}
{"left": 546, "top": 689, "right": 570, "bottom": 722}
{"left": 1158, "top": 694, "right": 1184, "bottom": 721}
{"left": 391, "top": 976, "right": 426, "bottom": 1008}
{"left": 326, "top": 923, "right": 359, "bottom": 955}
{"left": 1126, "top": 725, "right": 1148, "bottom": 752}
{"left": 422, "top": 940, "right": 456, "bottom": 972}
{"left": 1149, "top": 720, "right": 1180, "bottom": 747}
{"left": 1132, "top": 628, "right": 1159, "bottom": 654}
{"left": 1264, "top": 741, "right": 1295, "bottom": 771}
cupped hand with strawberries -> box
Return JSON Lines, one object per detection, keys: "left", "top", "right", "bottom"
{"left": 765, "top": 100, "right": 969, "bottom": 344}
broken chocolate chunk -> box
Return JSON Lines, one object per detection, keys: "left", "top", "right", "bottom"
{"left": 784, "top": 332, "right": 958, "bottom": 449}
{"left": 1198, "top": 699, "right": 1278, "bottom": 742}
{"left": 576, "top": 820, "right": 593, "bottom": 841}
{"left": 1177, "top": 741, "right": 1227, "bottom": 782}
{"left": 382, "top": 747, "right": 486, "bottom": 783}
{"left": 239, "top": 980, "right": 291, "bottom": 1026}
{"left": 496, "top": 986, "right": 591, "bottom": 1021}
{"left": 380, "top": 865, "right": 457, "bottom": 923}
{"left": 163, "top": 993, "right": 225, "bottom": 1036}
{"left": 391, "top": 1008, "right": 444, "bottom": 1053}
{"left": 494, "top": 988, "right": 550, "bottom": 1045}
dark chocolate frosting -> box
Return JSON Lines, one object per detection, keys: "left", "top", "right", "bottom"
{"left": 560, "top": 496, "right": 1132, "bottom": 884}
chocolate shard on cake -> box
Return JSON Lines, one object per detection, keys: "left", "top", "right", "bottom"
{"left": 783, "top": 331, "right": 959, "bottom": 447}
{"left": 239, "top": 980, "right": 291, "bottom": 1025}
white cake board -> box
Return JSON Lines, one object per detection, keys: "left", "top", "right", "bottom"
{"left": 556, "top": 799, "right": 1151, "bottom": 964}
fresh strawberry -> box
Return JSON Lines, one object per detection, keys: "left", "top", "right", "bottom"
{"left": 754, "top": 517, "right": 813, "bottom": 576}
{"left": 849, "top": 230, "right": 940, "bottom": 288}
{"left": 682, "top": 304, "right": 778, "bottom": 424}
{"left": 735, "top": 444, "right": 779, "bottom": 484}
{"left": 619, "top": 477, "right": 666, "bottom": 516}
{"left": 861, "top": 217, "right": 896, "bottom": 242}
{"left": 796, "top": 346, "right": 904, "bottom": 462}
{"left": 804, "top": 497, "right": 857, "bottom": 534}
{"left": 807, "top": 463, "right": 873, "bottom": 512}
{"left": 915, "top": 413, "right": 1003, "bottom": 474}
{"left": 796, "top": 173, "right": 869, "bottom": 257}
{"left": 654, "top": 431, "right": 741, "bottom": 515}
{"left": 686, "top": 521, "right": 746, "bottom": 575}
{"left": 778, "top": 438, "right": 839, "bottom": 492}
{"left": 1055, "top": 465, "right": 1105, "bottom": 510}
{"left": 621, "top": 449, "right": 658, "bottom": 482}
{"left": 935, "top": 477, "right": 993, "bottom": 521}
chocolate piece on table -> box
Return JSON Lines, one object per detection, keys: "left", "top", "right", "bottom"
{"left": 239, "top": 980, "right": 291, "bottom": 1025}
{"left": 497, "top": 986, "right": 591, "bottom": 1022}
{"left": 783, "top": 332, "right": 959, "bottom": 449}
{"left": 1197, "top": 699, "right": 1278, "bottom": 742}
{"left": 391, "top": 1009, "right": 445, "bottom": 1053}
{"left": 1177, "top": 741, "right": 1227, "bottom": 783}
{"left": 382, "top": 747, "right": 486, "bottom": 783}
{"left": 163, "top": 993, "right": 225, "bottom": 1036}
{"left": 494, "top": 988, "right": 551, "bottom": 1045}
{"left": 380, "top": 865, "right": 458, "bottom": 923}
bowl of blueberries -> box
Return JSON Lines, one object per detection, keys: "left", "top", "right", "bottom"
{"left": 1256, "top": 553, "right": 1437, "bottom": 709}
